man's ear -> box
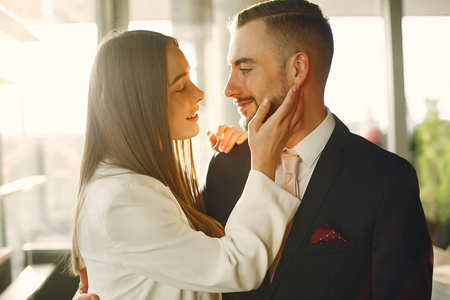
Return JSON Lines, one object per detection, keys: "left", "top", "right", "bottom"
{"left": 292, "top": 52, "right": 310, "bottom": 86}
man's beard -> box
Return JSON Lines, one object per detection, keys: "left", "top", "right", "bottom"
{"left": 239, "top": 82, "right": 290, "bottom": 131}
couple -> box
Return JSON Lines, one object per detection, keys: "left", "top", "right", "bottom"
{"left": 73, "top": 0, "right": 433, "bottom": 299}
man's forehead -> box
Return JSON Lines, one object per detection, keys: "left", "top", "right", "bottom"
{"left": 227, "top": 20, "right": 268, "bottom": 66}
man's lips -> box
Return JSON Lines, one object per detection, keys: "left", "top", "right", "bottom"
{"left": 235, "top": 100, "right": 254, "bottom": 112}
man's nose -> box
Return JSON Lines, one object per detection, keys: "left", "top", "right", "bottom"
{"left": 224, "top": 73, "right": 240, "bottom": 98}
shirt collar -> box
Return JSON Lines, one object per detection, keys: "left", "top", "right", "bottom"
{"left": 286, "top": 108, "right": 335, "bottom": 168}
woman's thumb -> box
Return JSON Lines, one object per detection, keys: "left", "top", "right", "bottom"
{"left": 249, "top": 98, "right": 270, "bottom": 131}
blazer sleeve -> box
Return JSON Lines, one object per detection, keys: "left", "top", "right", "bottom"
{"left": 202, "top": 142, "right": 251, "bottom": 226}
{"left": 371, "top": 162, "right": 433, "bottom": 299}
{"left": 102, "top": 170, "right": 300, "bottom": 293}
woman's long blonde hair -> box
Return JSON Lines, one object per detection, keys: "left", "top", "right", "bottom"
{"left": 71, "top": 30, "right": 224, "bottom": 275}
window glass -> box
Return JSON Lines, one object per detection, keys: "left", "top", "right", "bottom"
{"left": 402, "top": 16, "right": 450, "bottom": 127}
{"left": 403, "top": 16, "right": 450, "bottom": 236}
{"left": 326, "top": 17, "right": 388, "bottom": 147}
{"left": 128, "top": 20, "right": 172, "bottom": 35}
{"left": 0, "top": 22, "right": 97, "bottom": 278}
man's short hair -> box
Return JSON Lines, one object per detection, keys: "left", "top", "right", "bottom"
{"left": 230, "top": 0, "right": 334, "bottom": 86}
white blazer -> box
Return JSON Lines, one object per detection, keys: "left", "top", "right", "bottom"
{"left": 78, "top": 165, "right": 299, "bottom": 300}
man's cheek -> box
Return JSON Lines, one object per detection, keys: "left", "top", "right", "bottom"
{"left": 242, "top": 103, "right": 257, "bottom": 118}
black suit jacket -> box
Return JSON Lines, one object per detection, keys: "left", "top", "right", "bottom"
{"left": 203, "top": 116, "right": 433, "bottom": 300}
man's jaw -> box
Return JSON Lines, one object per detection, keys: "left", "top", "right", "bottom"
{"left": 239, "top": 115, "right": 251, "bottom": 132}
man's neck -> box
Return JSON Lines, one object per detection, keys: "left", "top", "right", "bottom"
{"left": 286, "top": 106, "right": 328, "bottom": 149}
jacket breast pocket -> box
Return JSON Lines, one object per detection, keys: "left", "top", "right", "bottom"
{"left": 303, "top": 240, "right": 352, "bottom": 255}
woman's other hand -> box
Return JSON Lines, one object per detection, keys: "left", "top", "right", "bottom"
{"left": 207, "top": 125, "right": 248, "bottom": 153}
{"left": 72, "top": 268, "right": 99, "bottom": 300}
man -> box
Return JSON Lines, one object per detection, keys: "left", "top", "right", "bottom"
{"left": 204, "top": 0, "right": 432, "bottom": 299}
{"left": 75, "top": 1, "right": 432, "bottom": 299}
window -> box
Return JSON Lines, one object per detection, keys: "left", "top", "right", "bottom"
{"left": 0, "top": 3, "right": 96, "bottom": 278}
{"left": 403, "top": 16, "right": 450, "bottom": 234}
{"left": 403, "top": 16, "right": 450, "bottom": 127}
{"left": 326, "top": 16, "right": 388, "bottom": 147}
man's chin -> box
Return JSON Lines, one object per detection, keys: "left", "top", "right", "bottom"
{"left": 239, "top": 116, "right": 251, "bottom": 132}
{"left": 237, "top": 108, "right": 255, "bottom": 131}
{"left": 237, "top": 102, "right": 279, "bottom": 131}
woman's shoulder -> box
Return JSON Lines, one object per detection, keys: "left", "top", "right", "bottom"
{"left": 96, "top": 164, "right": 167, "bottom": 189}
{"left": 87, "top": 165, "right": 176, "bottom": 208}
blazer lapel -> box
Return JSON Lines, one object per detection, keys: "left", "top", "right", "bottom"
{"left": 268, "top": 116, "right": 350, "bottom": 296}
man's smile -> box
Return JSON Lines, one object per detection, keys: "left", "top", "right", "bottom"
{"left": 234, "top": 99, "right": 255, "bottom": 112}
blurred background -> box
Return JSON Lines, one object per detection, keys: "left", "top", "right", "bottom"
{"left": 0, "top": 0, "right": 449, "bottom": 299}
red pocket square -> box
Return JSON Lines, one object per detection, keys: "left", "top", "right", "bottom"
{"left": 309, "top": 223, "right": 347, "bottom": 245}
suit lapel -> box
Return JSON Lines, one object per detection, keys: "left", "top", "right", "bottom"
{"left": 268, "top": 116, "right": 350, "bottom": 297}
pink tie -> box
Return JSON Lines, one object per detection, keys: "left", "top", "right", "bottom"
{"left": 280, "top": 152, "right": 300, "bottom": 196}
{"left": 269, "top": 152, "right": 301, "bottom": 281}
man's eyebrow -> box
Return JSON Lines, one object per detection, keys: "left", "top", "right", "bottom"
{"left": 170, "top": 72, "right": 188, "bottom": 87}
{"left": 233, "top": 57, "right": 256, "bottom": 67}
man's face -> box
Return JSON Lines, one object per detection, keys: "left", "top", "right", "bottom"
{"left": 225, "top": 20, "right": 290, "bottom": 130}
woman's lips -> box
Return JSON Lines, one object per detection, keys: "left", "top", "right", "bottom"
{"left": 187, "top": 113, "right": 199, "bottom": 121}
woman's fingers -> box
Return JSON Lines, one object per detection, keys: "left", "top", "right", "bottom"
{"left": 208, "top": 125, "right": 248, "bottom": 153}
{"left": 73, "top": 292, "right": 99, "bottom": 300}
{"left": 207, "top": 131, "right": 219, "bottom": 151}
{"left": 72, "top": 268, "right": 100, "bottom": 300}
{"left": 248, "top": 98, "right": 270, "bottom": 133}
{"left": 269, "top": 85, "right": 300, "bottom": 128}
{"left": 221, "top": 130, "right": 247, "bottom": 153}
{"left": 248, "top": 85, "right": 302, "bottom": 155}
{"left": 79, "top": 268, "right": 89, "bottom": 293}
{"left": 235, "top": 131, "right": 248, "bottom": 145}
{"left": 217, "top": 125, "right": 236, "bottom": 152}
{"left": 289, "top": 90, "right": 304, "bottom": 132}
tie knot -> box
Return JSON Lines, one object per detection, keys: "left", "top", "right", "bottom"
{"left": 280, "top": 152, "right": 301, "bottom": 175}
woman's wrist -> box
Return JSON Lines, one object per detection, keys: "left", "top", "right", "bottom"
{"left": 251, "top": 158, "right": 277, "bottom": 181}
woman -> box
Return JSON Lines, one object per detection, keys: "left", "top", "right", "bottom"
{"left": 72, "top": 30, "right": 303, "bottom": 300}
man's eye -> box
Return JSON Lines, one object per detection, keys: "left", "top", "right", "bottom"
{"left": 240, "top": 68, "right": 251, "bottom": 74}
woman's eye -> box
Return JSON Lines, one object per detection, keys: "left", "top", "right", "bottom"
{"left": 176, "top": 86, "right": 186, "bottom": 93}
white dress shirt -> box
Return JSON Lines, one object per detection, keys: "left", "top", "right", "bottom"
{"left": 275, "top": 109, "right": 336, "bottom": 199}
{"left": 78, "top": 165, "right": 300, "bottom": 300}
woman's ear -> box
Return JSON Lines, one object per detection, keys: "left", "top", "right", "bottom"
{"left": 293, "top": 52, "right": 310, "bottom": 86}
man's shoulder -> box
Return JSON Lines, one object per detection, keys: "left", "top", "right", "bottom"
{"left": 340, "top": 130, "right": 415, "bottom": 182}
{"left": 330, "top": 116, "right": 411, "bottom": 171}
{"left": 205, "top": 140, "right": 251, "bottom": 187}
{"left": 210, "top": 140, "right": 251, "bottom": 165}
{"left": 350, "top": 132, "right": 407, "bottom": 161}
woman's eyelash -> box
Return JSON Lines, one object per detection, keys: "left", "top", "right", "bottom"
{"left": 176, "top": 86, "right": 186, "bottom": 92}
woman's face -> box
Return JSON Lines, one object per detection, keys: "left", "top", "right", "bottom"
{"left": 166, "top": 43, "right": 205, "bottom": 140}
